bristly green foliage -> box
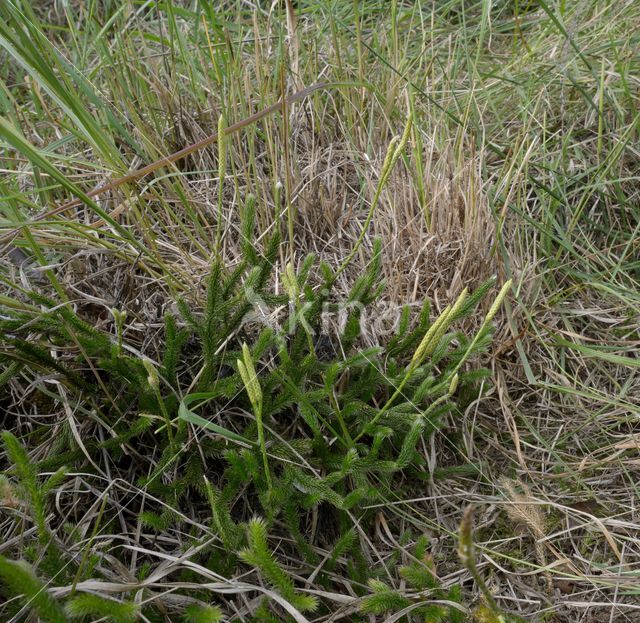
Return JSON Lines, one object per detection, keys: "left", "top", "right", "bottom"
{"left": 360, "top": 537, "right": 466, "bottom": 621}
{"left": 1, "top": 431, "right": 66, "bottom": 545}
{"left": 0, "top": 555, "right": 66, "bottom": 623}
{"left": 239, "top": 517, "right": 318, "bottom": 612}
{"left": 65, "top": 594, "right": 139, "bottom": 623}
{"left": 0, "top": 218, "right": 502, "bottom": 619}
{"left": 182, "top": 604, "right": 224, "bottom": 623}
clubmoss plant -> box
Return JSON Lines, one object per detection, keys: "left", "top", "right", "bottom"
{"left": 0, "top": 223, "right": 508, "bottom": 619}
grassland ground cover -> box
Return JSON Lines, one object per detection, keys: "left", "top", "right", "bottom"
{"left": 0, "top": 1, "right": 639, "bottom": 621}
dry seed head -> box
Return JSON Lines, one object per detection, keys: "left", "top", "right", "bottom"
{"left": 457, "top": 504, "right": 475, "bottom": 564}
{"left": 499, "top": 477, "right": 549, "bottom": 588}
{"left": 500, "top": 477, "right": 546, "bottom": 540}
{"left": 0, "top": 475, "right": 20, "bottom": 509}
